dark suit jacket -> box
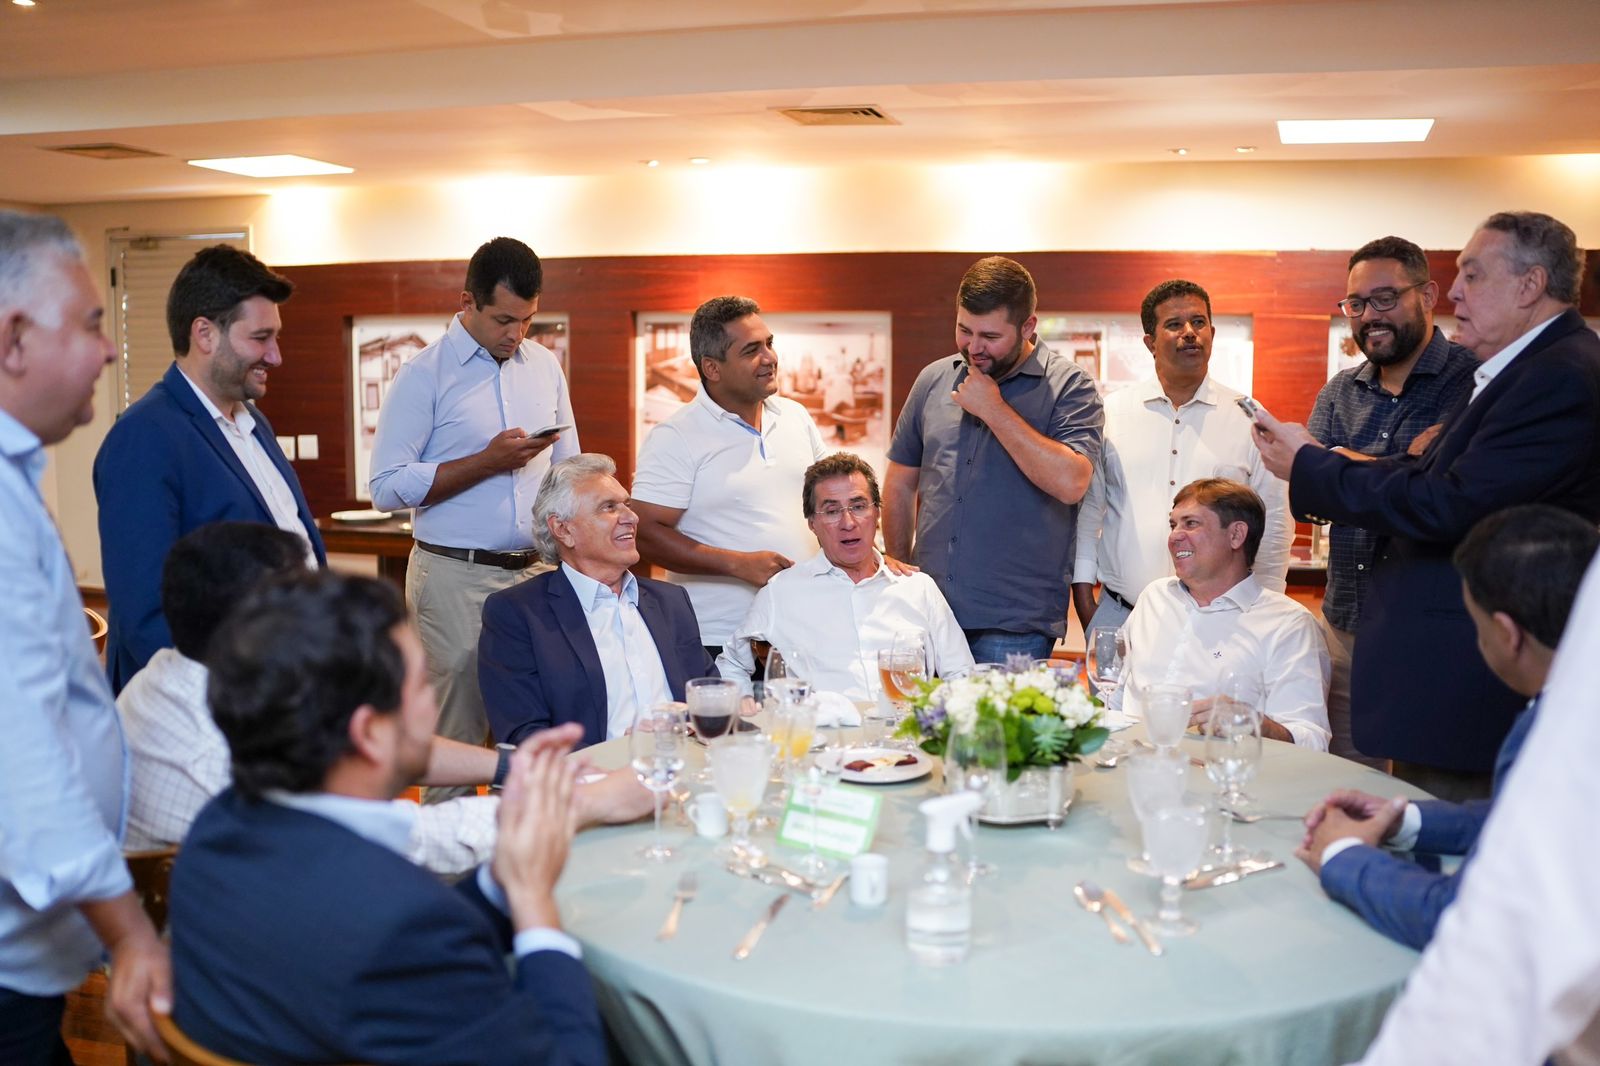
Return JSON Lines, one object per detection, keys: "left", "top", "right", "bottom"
{"left": 93, "top": 362, "right": 326, "bottom": 692}
{"left": 1320, "top": 700, "right": 1538, "bottom": 950}
{"left": 479, "top": 567, "right": 715, "bottom": 747}
{"left": 1291, "top": 309, "right": 1600, "bottom": 770}
{"left": 171, "top": 788, "right": 605, "bottom": 1066}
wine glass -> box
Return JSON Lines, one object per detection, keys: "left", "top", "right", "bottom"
{"left": 946, "top": 718, "right": 1006, "bottom": 878}
{"left": 756, "top": 645, "right": 787, "bottom": 706}
{"left": 1144, "top": 804, "right": 1209, "bottom": 937}
{"left": 708, "top": 733, "right": 774, "bottom": 860}
{"left": 1124, "top": 750, "right": 1188, "bottom": 875}
{"left": 1204, "top": 696, "right": 1264, "bottom": 865}
{"left": 630, "top": 708, "right": 686, "bottom": 863}
{"left": 1087, "top": 626, "right": 1126, "bottom": 702}
{"left": 685, "top": 678, "right": 739, "bottom": 782}
{"left": 1141, "top": 683, "right": 1192, "bottom": 753}
{"left": 792, "top": 764, "right": 835, "bottom": 880}
{"left": 877, "top": 630, "right": 928, "bottom": 746}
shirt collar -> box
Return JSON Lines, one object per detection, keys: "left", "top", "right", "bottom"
{"left": 561, "top": 561, "right": 639, "bottom": 611}
{"left": 178, "top": 365, "right": 252, "bottom": 429}
{"left": 692, "top": 384, "right": 778, "bottom": 432}
{"left": 264, "top": 790, "right": 418, "bottom": 856}
{"left": 1177, "top": 573, "right": 1263, "bottom": 612}
{"left": 444, "top": 313, "right": 524, "bottom": 367}
{"left": 0, "top": 408, "right": 46, "bottom": 487}
{"left": 1138, "top": 374, "right": 1219, "bottom": 409}
{"left": 1474, "top": 313, "right": 1562, "bottom": 392}
{"left": 801, "top": 547, "right": 892, "bottom": 584}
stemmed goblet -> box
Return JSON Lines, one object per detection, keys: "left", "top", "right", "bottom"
{"left": 1204, "top": 696, "right": 1264, "bottom": 865}
{"left": 1144, "top": 804, "right": 1209, "bottom": 937}
{"left": 630, "top": 707, "right": 686, "bottom": 863}
{"left": 708, "top": 733, "right": 774, "bottom": 861}
{"left": 946, "top": 717, "right": 1006, "bottom": 879}
{"left": 1124, "top": 750, "right": 1188, "bottom": 875}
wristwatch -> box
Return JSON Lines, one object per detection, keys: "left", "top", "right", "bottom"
{"left": 491, "top": 742, "right": 516, "bottom": 790}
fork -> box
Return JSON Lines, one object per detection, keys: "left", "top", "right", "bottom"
{"left": 656, "top": 871, "right": 697, "bottom": 941}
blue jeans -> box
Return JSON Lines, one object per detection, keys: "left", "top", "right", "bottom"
{"left": 965, "top": 629, "right": 1056, "bottom": 665}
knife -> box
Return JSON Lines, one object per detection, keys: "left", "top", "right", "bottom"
{"left": 732, "top": 893, "right": 790, "bottom": 960}
{"left": 1099, "top": 887, "right": 1164, "bottom": 956}
{"left": 813, "top": 872, "right": 848, "bottom": 910}
{"left": 1184, "top": 859, "right": 1285, "bottom": 890}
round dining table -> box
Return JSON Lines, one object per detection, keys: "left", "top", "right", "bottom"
{"left": 558, "top": 732, "right": 1425, "bottom": 1066}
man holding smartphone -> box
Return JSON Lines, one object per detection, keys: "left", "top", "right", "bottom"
{"left": 371, "top": 237, "right": 578, "bottom": 802}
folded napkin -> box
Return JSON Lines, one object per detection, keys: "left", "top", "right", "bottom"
{"left": 811, "top": 690, "right": 863, "bottom": 727}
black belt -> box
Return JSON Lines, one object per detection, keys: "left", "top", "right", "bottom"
{"left": 1101, "top": 586, "right": 1133, "bottom": 611}
{"left": 416, "top": 540, "right": 539, "bottom": 571}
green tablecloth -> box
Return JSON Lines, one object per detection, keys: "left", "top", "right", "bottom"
{"left": 560, "top": 736, "right": 1424, "bottom": 1066}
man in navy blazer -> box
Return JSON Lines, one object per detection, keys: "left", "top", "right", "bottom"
{"left": 1255, "top": 212, "right": 1600, "bottom": 800}
{"left": 170, "top": 571, "right": 605, "bottom": 1066}
{"left": 94, "top": 245, "right": 325, "bottom": 692}
{"left": 1294, "top": 506, "right": 1597, "bottom": 949}
{"left": 480, "top": 453, "right": 717, "bottom": 748}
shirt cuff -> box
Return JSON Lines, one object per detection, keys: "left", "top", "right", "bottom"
{"left": 1387, "top": 802, "right": 1423, "bottom": 852}
{"left": 1320, "top": 837, "right": 1365, "bottom": 866}
{"left": 370, "top": 462, "right": 439, "bottom": 510}
{"left": 474, "top": 865, "right": 582, "bottom": 959}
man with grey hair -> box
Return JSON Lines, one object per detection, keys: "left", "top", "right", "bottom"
{"left": 1255, "top": 210, "right": 1600, "bottom": 799}
{"left": 0, "top": 211, "right": 170, "bottom": 1063}
{"left": 480, "top": 453, "right": 717, "bottom": 747}
{"left": 630, "top": 295, "right": 828, "bottom": 658}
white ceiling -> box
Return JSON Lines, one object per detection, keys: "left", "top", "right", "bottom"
{"left": 2, "top": 0, "right": 1597, "bottom": 204}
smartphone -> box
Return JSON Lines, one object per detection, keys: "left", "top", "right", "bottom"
{"left": 1235, "top": 396, "right": 1269, "bottom": 424}
{"left": 533, "top": 422, "right": 572, "bottom": 438}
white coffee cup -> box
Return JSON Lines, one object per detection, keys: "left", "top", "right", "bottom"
{"left": 849, "top": 853, "right": 889, "bottom": 907}
{"left": 685, "top": 793, "right": 728, "bottom": 838}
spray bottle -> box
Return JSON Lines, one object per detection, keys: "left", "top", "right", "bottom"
{"left": 905, "top": 790, "right": 983, "bottom": 965}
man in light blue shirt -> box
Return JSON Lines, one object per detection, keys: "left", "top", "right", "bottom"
{"left": 0, "top": 210, "right": 170, "bottom": 1064}
{"left": 370, "top": 237, "right": 579, "bottom": 801}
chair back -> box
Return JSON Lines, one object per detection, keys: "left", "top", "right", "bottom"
{"left": 153, "top": 1011, "right": 253, "bottom": 1066}
{"left": 124, "top": 847, "right": 179, "bottom": 935}
{"left": 85, "top": 605, "right": 109, "bottom": 654}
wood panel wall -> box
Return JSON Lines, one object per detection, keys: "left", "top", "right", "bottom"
{"left": 269, "top": 248, "right": 1599, "bottom": 520}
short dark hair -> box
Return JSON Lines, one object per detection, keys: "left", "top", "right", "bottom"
{"left": 1140, "top": 279, "right": 1212, "bottom": 336}
{"left": 1479, "top": 211, "right": 1585, "bottom": 305}
{"left": 958, "top": 256, "right": 1035, "bottom": 327}
{"left": 1453, "top": 505, "right": 1599, "bottom": 649}
{"left": 689, "top": 295, "right": 761, "bottom": 383}
{"left": 160, "top": 522, "right": 307, "bottom": 661}
{"left": 1173, "top": 477, "right": 1265, "bottom": 568}
{"left": 1347, "top": 236, "right": 1431, "bottom": 285}
{"left": 802, "top": 452, "right": 881, "bottom": 518}
{"left": 464, "top": 237, "right": 542, "bottom": 308}
{"left": 166, "top": 245, "right": 293, "bottom": 355}
{"left": 207, "top": 572, "right": 407, "bottom": 800}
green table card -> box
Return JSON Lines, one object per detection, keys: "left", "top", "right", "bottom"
{"left": 775, "top": 784, "right": 881, "bottom": 859}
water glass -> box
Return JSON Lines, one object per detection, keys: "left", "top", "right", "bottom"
{"left": 630, "top": 708, "right": 686, "bottom": 863}
{"left": 1086, "top": 626, "right": 1126, "bottom": 701}
{"left": 1124, "top": 751, "right": 1188, "bottom": 874}
{"left": 1205, "top": 698, "right": 1264, "bottom": 864}
{"left": 1142, "top": 683, "right": 1192, "bottom": 752}
{"left": 708, "top": 733, "right": 774, "bottom": 860}
{"left": 946, "top": 718, "right": 1006, "bottom": 878}
{"left": 1144, "top": 804, "right": 1209, "bottom": 937}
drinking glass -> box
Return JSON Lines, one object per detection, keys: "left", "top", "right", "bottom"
{"left": 1144, "top": 804, "right": 1209, "bottom": 937}
{"left": 771, "top": 697, "right": 817, "bottom": 785}
{"left": 792, "top": 765, "right": 835, "bottom": 880}
{"left": 709, "top": 733, "right": 774, "bottom": 860}
{"left": 877, "top": 630, "right": 928, "bottom": 746}
{"left": 1004, "top": 651, "right": 1033, "bottom": 674}
{"left": 630, "top": 708, "right": 686, "bottom": 863}
{"left": 756, "top": 646, "right": 787, "bottom": 705}
{"left": 1087, "top": 626, "right": 1126, "bottom": 702}
{"left": 1142, "top": 683, "right": 1192, "bottom": 752}
{"left": 1124, "top": 751, "right": 1189, "bottom": 874}
{"left": 946, "top": 718, "right": 1006, "bottom": 878}
{"left": 1204, "top": 697, "right": 1264, "bottom": 864}
{"left": 685, "top": 678, "right": 739, "bottom": 782}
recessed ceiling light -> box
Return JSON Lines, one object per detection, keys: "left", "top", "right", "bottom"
{"left": 689, "top": 157, "right": 710, "bottom": 165}
{"left": 13, "top": 1, "right": 38, "bottom": 8}
{"left": 643, "top": 159, "right": 660, "bottom": 167}
{"left": 1168, "top": 148, "right": 1188, "bottom": 156}
{"left": 1235, "top": 146, "right": 1256, "bottom": 154}
{"left": 186, "top": 154, "right": 354, "bottom": 178}
{"left": 1276, "top": 119, "right": 1434, "bottom": 144}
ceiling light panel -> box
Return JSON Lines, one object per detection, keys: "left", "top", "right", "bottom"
{"left": 187, "top": 154, "right": 354, "bottom": 177}
{"left": 1276, "top": 119, "right": 1434, "bottom": 144}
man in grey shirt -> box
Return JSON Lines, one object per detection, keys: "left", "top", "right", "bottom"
{"left": 883, "top": 256, "right": 1103, "bottom": 663}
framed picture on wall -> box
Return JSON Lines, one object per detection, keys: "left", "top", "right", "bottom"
{"left": 635, "top": 311, "right": 893, "bottom": 477}
{"left": 1037, "top": 312, "right": 1255, "bottom": 395}
{"left": 349, "top": 314, "right": 570, "bottom": 501}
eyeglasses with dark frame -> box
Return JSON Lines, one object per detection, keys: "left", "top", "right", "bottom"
{"left": 1336, "top": 281, "right": 1427, "bottom": 318}
{"left": 813, "top": 500, "right": 876, "bottom": 525}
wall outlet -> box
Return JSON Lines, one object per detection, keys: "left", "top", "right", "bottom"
{"left": 296, "top": 434, "right": 319, "bottom": 461}
{"left": 276, "top": 435, "right": 297, "bottom": 460}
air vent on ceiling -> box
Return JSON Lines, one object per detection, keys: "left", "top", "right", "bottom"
{"left": 775, "top": 106, "right": 899, "bottom": 127}
{"left": 43, "top": 143, "right": 167, "bottom": 161}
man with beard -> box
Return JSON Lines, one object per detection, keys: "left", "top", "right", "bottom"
{"left": 1305, "top": 237, "right": 1475, "bottom": 767}
{"left": 1071, "top": 279, "right": 1292, "bottom": 641}
{"left": 884, "top": 256, "right": 1103, "bottom": 663}
{"left": 94, "top": 245, "right": 324, "bottom": 693}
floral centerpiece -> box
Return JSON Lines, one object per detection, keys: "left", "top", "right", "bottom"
{"left": 895, "top": 666, "right": 1109, "bottom": 782}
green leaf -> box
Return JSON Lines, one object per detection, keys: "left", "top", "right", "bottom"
{"left": 1071, "top": 726, "right": 1111, "bottom": 756}
{"left": 1028, "top": 716, "right": 1071, "bottom": 762}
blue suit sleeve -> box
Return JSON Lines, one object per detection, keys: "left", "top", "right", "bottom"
{"left": 478, "top": 589, "right": 554, "bottom": 745}
{"left": 1320, "top": 844, "right": 1462, "bottom": 951}
{"left": 1412, "top": 798, "right": 1490, "bottom": 857}
{"left": 94, "top": 411, "right": 181, "bottom": 681}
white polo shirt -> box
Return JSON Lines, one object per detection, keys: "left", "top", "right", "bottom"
{"left": 632, "top": 387, "right": 826, "bottom": 646}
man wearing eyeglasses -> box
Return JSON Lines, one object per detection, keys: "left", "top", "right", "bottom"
{"left": 717, "top": 452, "right": 973, "bottom": 702}
{"left": 1304, "top": 237, "right": 1475, "bottom": 770}
{"left": 1255, "top": 213, "right": 1600, "bottom": 802}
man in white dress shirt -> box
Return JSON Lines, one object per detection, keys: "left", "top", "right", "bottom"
{"left": 630, "top": 296, "right": 827, "bottom": 658}
{"left": 1114, "top": 478, "right": 1330, "bottom": 749}
{"left": 718, "top": 452, "right": 973, "bottom": 702}
{"left": 1072, "top": 278, "right": 1291, "bottom": 635}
